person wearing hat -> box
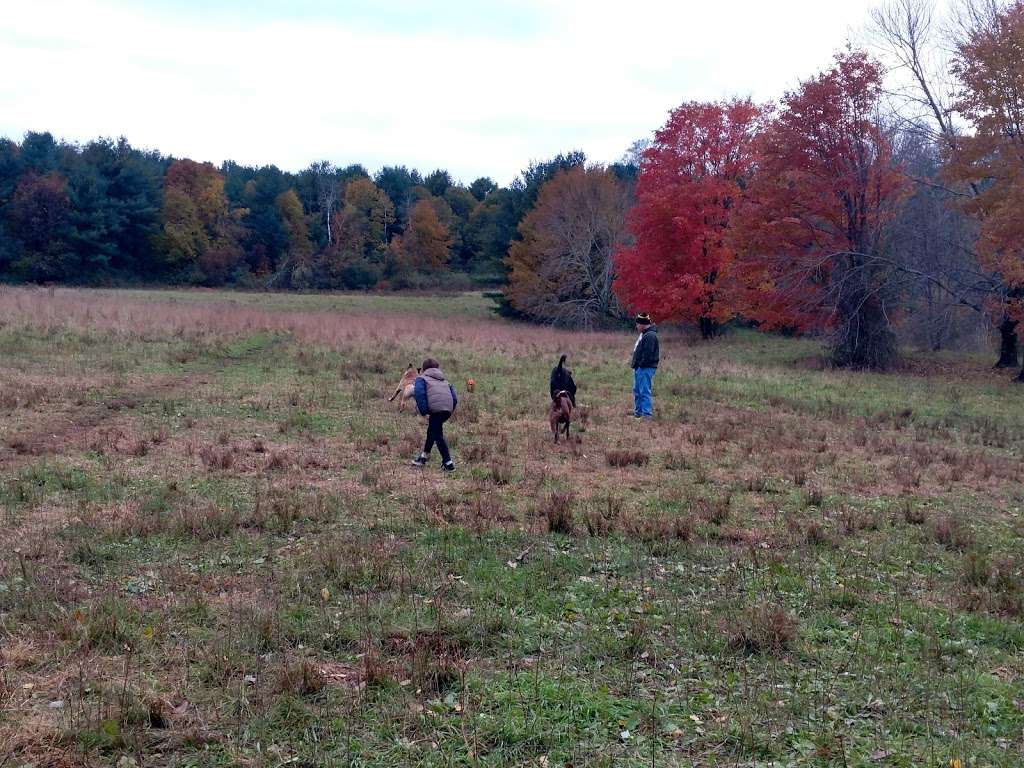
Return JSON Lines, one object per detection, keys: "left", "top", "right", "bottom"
{"left": 630, "top": 313, "right": 659, "bottom": 419}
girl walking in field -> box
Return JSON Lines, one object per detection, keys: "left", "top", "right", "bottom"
{"left": 410, "top": 357, "right": 457, "bottom": 472}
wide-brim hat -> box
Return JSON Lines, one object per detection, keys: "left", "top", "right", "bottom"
{"left": 634, "top": 313, "right": 652, "bottom": 325}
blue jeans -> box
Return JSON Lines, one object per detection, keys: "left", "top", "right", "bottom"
{"left": 633, "top": 368, "right": 655, "bottom": 417}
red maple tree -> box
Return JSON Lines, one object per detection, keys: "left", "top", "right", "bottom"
{"left": 614, "top": 99, "right": 761, "bottom": 338}
{"left": 730, "top": 50, "right": 910, "bottom": 368}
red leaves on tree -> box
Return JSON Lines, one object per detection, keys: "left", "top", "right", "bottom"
{"left": 729, "top": 51, "right": 909, "bottom": 341}
{"left": 948, "top": 1, "right": 1024, "bottom": 317}
{"left": 614, "top": 100, "right": 761, "bottom": 335}
{"left": 8, "top": 172, "right": 69, "bottom": 253}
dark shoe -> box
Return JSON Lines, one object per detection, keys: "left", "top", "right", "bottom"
{"left": 442, "top": 461, "right": 455, "bottom": 473}
{"left": 411, "top": 454, "right": 428, "bottom": 467}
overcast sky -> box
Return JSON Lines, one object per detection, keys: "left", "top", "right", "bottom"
{"left": 3, "top": 0, "right": 896, "bottom": 185}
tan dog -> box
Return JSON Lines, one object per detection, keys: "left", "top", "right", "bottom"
{"left": 550, "top": 390, "right": 573, "bottom": 443}
{"left": 388, "top": 364, "right": 419, "bottom": 410}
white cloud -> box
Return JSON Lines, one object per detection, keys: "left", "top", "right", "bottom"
{"left": 2, "top": 0, "right": 906, "bottom": 184}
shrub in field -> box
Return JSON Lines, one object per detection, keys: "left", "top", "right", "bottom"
{"left": 931, "top": 515, "right": 975, "bottom": 551}
{"left": 606, "top": 449, "right": 649, "bottom": 468}
{"left": 960, "top": 553, "right": 1023, "bottom": 616}
{"left": 804, "top": 486, "right": 825, "bottom": 508}
{"left": 962, "top": 550, "right": 991, "bottom": 587}
{"left": 584, "top": 508, "right": 614, "bottom": 536}
{"left": 902, "top": 500, "right": 927, "bottom": 525}
{"left": 543, "top": 491, "right": 575, "bottom": 534}
{"left": 489, "top": 458, "right": 512, "bottom": 485}
{"left": 628, "top": 513, "right": 696, "bottom": 542}
{"left": 265, "top": 451, "right": 290, "bottom": 471}
{"left": 178, "top": 501, "right": 241, "bottom": 540}
{"left": 744, "top": 473, "right": 770, "bottom": 493}
{"left": 72, "top": 596, "right": 140, "bottom": 653}
{"left": 790, "top": 466, "right": 808, "bottom": 487}
{"left": 664, "top": 452, "right": 689, "bottom": 471}
{"left": 840, "top": 507, "right": 882, "bottom": 536}
{"left": 278, "top": 410, "right": 315, "bottom": 434}
{"left": 584, "top": 495, "right": 624, "bottom": 536}
{"left": 274, "top": 659, "right": 325, "bottom": 696}
{"left": 802, "top": 519, "right": 831, "bottom": 547}
{"left": 722, "top": 603, "right": 799, "bottom": 655}
{"left": 454, "top": 397, "right": 480, "bottom": 423}
{"left": 198, "top": 443, "right": 235, "bottom": 471}
{"left": 463, "top": 443, "right": 490, "bottom": 462}
{"left": 699, "top": 493, "right": 732, "bottom": 525}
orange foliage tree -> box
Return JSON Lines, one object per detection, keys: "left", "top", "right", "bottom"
{"left": 389, "top": 199, "right": 451, "bottom": 279}
{"left": 154, "top": 159, "right": 243, "bottom": 284}
{"left": 274, "top": 188, "right": 314, "bottom": 287}
{"left": 948, "top": 0, "right": 1024, "bottom": 378}
{"left": 614, "top": 99, "right": 761, "bottom": 338}
{"left": 506, "top": 166, "right": 629, "bottom": 328}
{"left": 730, "top": 51, "right": 910, "bottom": 369}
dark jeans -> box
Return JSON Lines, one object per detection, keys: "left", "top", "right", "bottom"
{"left": 423, "top": 412, "right": 451, "bottom": 463}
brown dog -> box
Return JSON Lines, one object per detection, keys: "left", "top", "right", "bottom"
{"left": 388, "top": 364, "right": 419, "bottom": 410}
{"left": 550, "top": 390, "right": 573, "bottom": 443}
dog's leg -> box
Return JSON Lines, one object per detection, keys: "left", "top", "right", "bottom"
{"left": 388, "top": 387, "right": 401, "bottom": 402}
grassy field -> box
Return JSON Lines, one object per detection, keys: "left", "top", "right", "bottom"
{"left": 0, "top": 286, "right": 1022, "bottom": 767}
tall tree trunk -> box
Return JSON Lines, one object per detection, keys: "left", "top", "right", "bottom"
{"left": 832, "top": 292, "right": 898, "bottom": 370}
{"left": 699, "top": 316, "right": 718, "bottom": 340}
{"left": 995, "top": 317, "right": 1019, "bottom": 368}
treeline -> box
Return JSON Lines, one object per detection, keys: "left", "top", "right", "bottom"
{"left": 0, "top": 132, "right": 635, "bottom": 290}
{"left": 4, "top": 0, "right": 1022, "bottom": 379}
{"left": 503, "top": 0, "right": 1024, "bottom": 379}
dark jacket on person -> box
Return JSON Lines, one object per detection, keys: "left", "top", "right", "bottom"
{"left": 631, "top": 325, "right": 660, "bottom": 370}
{"left": 414, "top": 367, "right": 457, "bottom": 416}
{"left": 549, "top": 359, "right": 577, "bottom": 406}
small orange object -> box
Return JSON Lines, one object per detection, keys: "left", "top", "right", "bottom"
{"left": 466, "top": 378, "right": 476, "bottom": 393}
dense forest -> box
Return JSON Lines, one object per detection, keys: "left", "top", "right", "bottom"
{"left": 1, "top": 0, "right": 1023, "bottom": 378}
{"left": 0, "top": 133, "right": 635, "bottom": 291}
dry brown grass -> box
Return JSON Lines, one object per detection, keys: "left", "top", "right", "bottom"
{"left": 273, "top": 658, "right": 326, "bottom": 696}
{"left": 543, "top": 491, "right": 576, "bottom": 534}
{"left": 198, "top": 443, "right": 235, "bottom": 471}
{"left": 0, "top": 286, "right": 626, "bottom": 356}
{"left": 930, "top": 515, "right": 975, "bottom": 552}
{"left": 605, "top": 449, "right": 650, "bottom": 468}
{"left": 722, "top": 603, "right": 800, "bottom": 655}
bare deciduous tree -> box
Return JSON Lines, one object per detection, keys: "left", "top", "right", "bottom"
{"left": 308, "top": 160, "right": 339, "bottom": 246}
{"left": 869, "top": 0, "right": 1020, "bottom": 366}
{"left": 505, "top": 166, "right": 629, "bottom": 329}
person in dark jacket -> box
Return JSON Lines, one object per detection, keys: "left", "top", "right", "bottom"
{"left": 630, "top": 313, "right": 659, "bottom": 419}
{"left": 549, "top": 355, "right": 577, "bottom": 407}
{"left": 411, "top": 358, "right": 458, "bottom": 472}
